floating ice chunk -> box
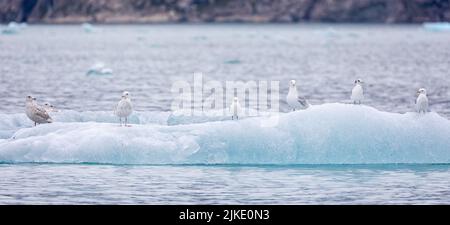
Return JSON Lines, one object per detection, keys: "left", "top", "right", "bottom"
{"left": 1, "top": 104, "right": 450, "bottom": 165}
{"left": 19, "top": 22, "right": 28, "bottom": 29}
{"left": 423, "top": 22, "right": 450, "bottom": 32}
{"left": 323, "top": 27, "right": 341, "bottom": 38}
{"left": 192, "top": 35, "right": 207, "bottom": 41}
{"left": 82, "top": 23, "right": 95, "bottom": 33}
{"left": 99, "top": 68, "right": 113, "bottom": 75}
{"left": 2, "top": 22, "right": 20, "bottom": 34}
{"left": 86, "top": 62, "right": 113, "bottom": 76}
{"left": 224, "top": 59, "right": 242, "bottom": 64}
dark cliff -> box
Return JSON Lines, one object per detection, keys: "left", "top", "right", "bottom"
{"left": 1, "top": 0, "right": 450, "bottom": 23}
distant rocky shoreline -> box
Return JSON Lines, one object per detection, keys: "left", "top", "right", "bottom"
{"left": 1, "top": 0, "right": 449, "bottom": 23}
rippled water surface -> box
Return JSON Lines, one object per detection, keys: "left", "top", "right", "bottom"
{"left": 1, "top": 164, "right": 450, "bottom": 204}
{"left": 1, "top": 24, "right": 450, "bottom": 116}
{"left": 1, "top": 24, "right": 450, "bottom": 204}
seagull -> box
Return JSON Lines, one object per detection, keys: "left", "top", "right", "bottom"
{"left": 230, "top": 97, "right": 241, "bottom": 120}
{"left": 43, "top": 103, "right": 59, "bottom": 112}
{"left": 286, "top": 80, "right": 310, "bottom": 111}
{"left": 416, "top": 88, "right": 429, "bottom": 114}
{"left": 115, "top": 91, "right": 133, "bottom": 126}
{"left": 25, "top": 96, "right": 53, "bottom": 126}
{"left": 351, "top": 79, "right": 364, "bottom": 104}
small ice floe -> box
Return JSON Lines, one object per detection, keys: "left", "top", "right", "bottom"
{"left": 192, "top": 35, "right": 207, "bottom": 41}
{"left": 224, "top": 59, "right": 242, "bottom": 64}
{"left": 19, "top": 22, "right": 28, "bottom": 29}
{"left": 323, "top": 27, "right": 341, "bottom": 38}
{"left": 423, "top": 22, "right": 450, "bottom": 32}
{"left": 2, "top": 22, "right": 20, "bottom": 34}
{"left": 149, "top": 44, "right": 164, "bottom": 48}
{"left": 86, "top": 62, "right": 113, "bottom": 76}
{"left": 347, "top": 32, "right": 360, "bottom": 38}
{"left": 82, "top": 23, "right": 95, "bottom": 33}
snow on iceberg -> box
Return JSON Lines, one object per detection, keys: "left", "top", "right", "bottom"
{"left": 2, "top": 22, "right": 20, "bottom": 34}
{"left": 82, "top": 23, "right": 96, "bottom": 33}
{"left": 1, "top": 103, "right": 450, "bottom": 165}
{"left": 0, "top": 110, "right": 171, "bottom": 139}
{"left": 0, "top": 109, "right": 248, "bottom": 139}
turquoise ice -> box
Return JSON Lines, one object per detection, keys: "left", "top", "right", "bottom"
{"left": 1, "top": 103, "right": 449, "bottom": 164}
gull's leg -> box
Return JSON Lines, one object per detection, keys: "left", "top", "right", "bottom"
{"left": 119, "top": 118, "right": 122, "bottom": 126}
{"left": 34, "top": 122, "right": 36, "bottom": 126}
{"left": 236, "top": 116, "right": 239, "bottom": 120}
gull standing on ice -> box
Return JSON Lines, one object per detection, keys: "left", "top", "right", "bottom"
{"left": 230, "top": 97, "right": 241, "bottom": 120}
{"left": 43, "top": 103, "right": 59, "bottom": 112}
{"left": 286, "top": 80, "right": 310, "bottom": 111}
{"left": 115, "top": 91, "right": 133, "bottom": 126}
{"left": 25, "top": 96, "right": 52, "bottom": 126}
{"left": 416, "top": 88, "right": 429, "bottom": 114}
{"left": 351, "top": 79, "right": 364, "bottom": 104}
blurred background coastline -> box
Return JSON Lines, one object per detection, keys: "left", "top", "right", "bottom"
{"left": 1, "top": 0, "right": 450, "bottom": 24}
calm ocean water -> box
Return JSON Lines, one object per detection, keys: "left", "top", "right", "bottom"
{"left": 1, "top": 164, "right": 450, "bottom": 204}
{"left": 1, "top": 24, "right": 450, "bottom": 204}
{"left": 1, "top": 24, "right": 449, "bottom": 115}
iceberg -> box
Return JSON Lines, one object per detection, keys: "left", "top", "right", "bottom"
{"left": 224, "top": 59, "right": 242, "bottom": 65}
{"left": 423, "top": 22, "right": 450, "bottom": 32}
{"left": 0, "top": 109, "right": 256, "bottom": 138}
{"left": 86, "top": 62, "right": 113, "bottom": 76}
{"left": 1, "top": 104, "right": 450, "bottom": 165}
{"left": 2, "top": 22, "right": 20, "bottom": 34}
{"left": 0, "top": 110, "right": 171, "bottom": 138}
{"left": 82, "top": 23, "right": 95, "bottom": 33}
